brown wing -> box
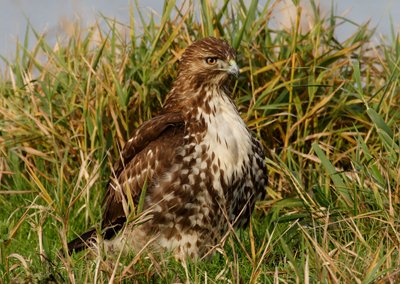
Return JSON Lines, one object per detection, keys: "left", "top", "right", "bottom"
{"left": 101, "top": 112, "right": 184, "bottom": 239}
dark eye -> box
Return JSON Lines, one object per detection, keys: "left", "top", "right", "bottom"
{"left": 205, "top": 57, "right": 218, "bottom": 65}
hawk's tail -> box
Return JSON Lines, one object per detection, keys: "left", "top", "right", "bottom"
{"left": 66, "top": 229, "right": 96, "bottom": 255}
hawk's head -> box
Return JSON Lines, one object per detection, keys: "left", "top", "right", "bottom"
{"left": 178, "top": 37, "right": 239, "bottom": 87}
{"left": 163, "top": 37, "right": 238, "bottom": 112}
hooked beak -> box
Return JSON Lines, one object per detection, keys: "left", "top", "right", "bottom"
{"left": 227, "top": 59, "right": 239, "bottom": 78}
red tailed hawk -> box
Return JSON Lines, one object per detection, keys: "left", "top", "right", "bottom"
{"left": 67, "top": 37, "right": 267, "bottom": 259}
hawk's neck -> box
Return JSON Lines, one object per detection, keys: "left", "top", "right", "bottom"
{"left": 184, "top": 85, "right": 253, "bottom": 184}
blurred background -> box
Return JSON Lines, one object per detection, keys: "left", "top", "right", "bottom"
{"left": 0, "top": 0, "right": 399, "bottom": 70}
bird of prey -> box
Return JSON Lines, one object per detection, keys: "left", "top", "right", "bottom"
{"left": 67, "top": 37, "right": 268, "bottom": 260}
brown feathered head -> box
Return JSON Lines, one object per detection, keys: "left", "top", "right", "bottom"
{"left": 163, "top": 37, "right": 239, "bottom": 112}
{"left": 177, "top": 37, "right": 239, "bottom": 86}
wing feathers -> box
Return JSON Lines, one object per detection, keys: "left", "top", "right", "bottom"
{"left": 113, "top": 112, "right": 184, "bottom": 178}
{"left": 66, "top": 228, "right": 96, "bottom": 254}
{"left": 101, "top": 112, "right": 185, "bottom": 236}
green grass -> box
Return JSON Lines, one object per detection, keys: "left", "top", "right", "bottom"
{"left": 1, "top": 0, "right": 399, "bottom": 282}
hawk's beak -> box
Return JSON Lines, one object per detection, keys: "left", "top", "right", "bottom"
{"left": 227, "top": 60, "right": 239, "bottom": 78}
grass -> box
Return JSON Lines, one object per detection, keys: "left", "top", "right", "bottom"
{"left": 0, "top": 0, "right": 399, "bottom": 282}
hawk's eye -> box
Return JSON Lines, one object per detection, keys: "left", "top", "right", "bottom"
{"left": 205, "top": 57, "right": 218, "bottom": 65}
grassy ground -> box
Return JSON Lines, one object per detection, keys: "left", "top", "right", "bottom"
{"left": 1, "top": 0, "right": 399, "bottom": 283}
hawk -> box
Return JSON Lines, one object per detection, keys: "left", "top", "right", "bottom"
{"left": 67, "top": 37, "right": 268, "bottom": 259}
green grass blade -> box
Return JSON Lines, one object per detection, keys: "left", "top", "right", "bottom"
{"left": 312, "top": 143, "right": 352, "bottom": 207}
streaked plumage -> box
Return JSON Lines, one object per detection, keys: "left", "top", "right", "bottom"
{"left": 67, "top": 37, "right": 267, "bottom": 259}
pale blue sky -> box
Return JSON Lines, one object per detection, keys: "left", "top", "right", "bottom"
{"left": 0, "top": 0, "right": 399, "bottom": 68}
